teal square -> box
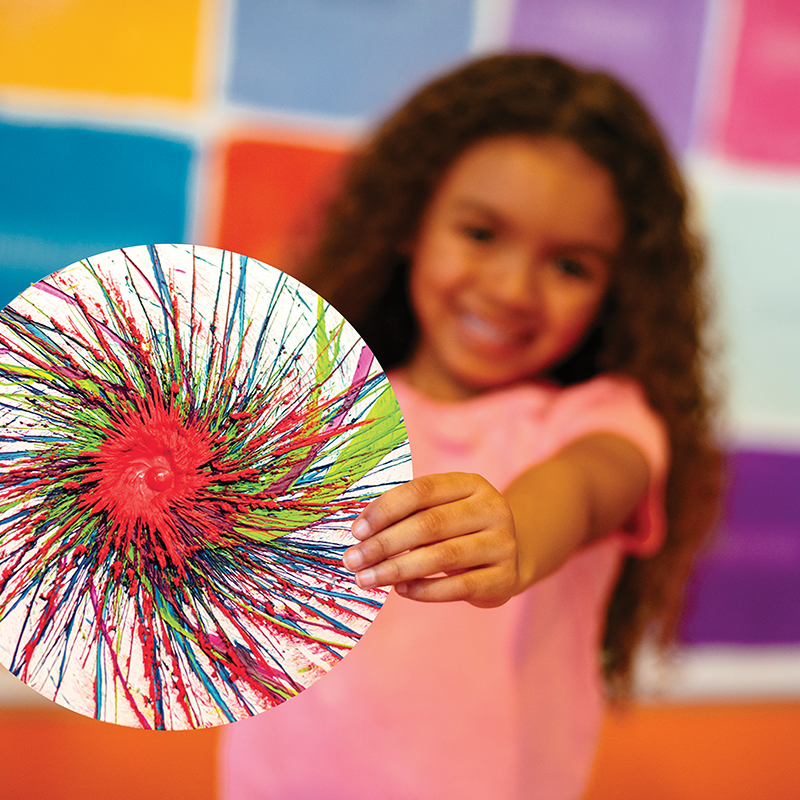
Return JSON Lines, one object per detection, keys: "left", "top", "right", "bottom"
{"left": 0, "top": 121, "right": 193, "bottom": 307}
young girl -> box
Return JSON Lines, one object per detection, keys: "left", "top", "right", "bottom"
{"left": 221, "top": 53, "right": 720, "bottom": 800}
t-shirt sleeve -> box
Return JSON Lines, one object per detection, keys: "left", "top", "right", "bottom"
{"left": 541, "top": 375, "right": 669, "bottom": 557}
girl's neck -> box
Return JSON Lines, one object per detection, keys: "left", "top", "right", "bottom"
{"left": 396, "top": 358, "right": 487, "bottom": 403}
{"left": 395, "top": 363, "right": 555, "bottom": 403}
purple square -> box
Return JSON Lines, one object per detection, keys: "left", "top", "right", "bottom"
{"left": 509, "top": 0, "right": 709, "bottom": 152}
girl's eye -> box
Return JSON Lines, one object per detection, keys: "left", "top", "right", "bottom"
{"left": 462, "top": 225, "right": 495, "bottom": 243}
{"left": 555, "top": 257, "right": 588, "bottom": 278}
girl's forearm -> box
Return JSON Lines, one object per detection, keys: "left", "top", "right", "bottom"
{"left": 505, "top": 433, "right": 650, "bottom": 593}
{"left": 505, "top": 457, "right": 593, "bottom": 591}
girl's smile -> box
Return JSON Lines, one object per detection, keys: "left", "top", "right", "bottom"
{"left": 403, "top": 135, "right": 624, "bottom": 401}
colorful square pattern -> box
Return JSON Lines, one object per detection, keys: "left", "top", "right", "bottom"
{"left": 682, "top": 449, "right": 800, "bottom": 644}
{"left": 699, "top": 174, "right": 800, "bottom": 429}
{"left": 0, "top": 0, "right": 799, "bottom": 663}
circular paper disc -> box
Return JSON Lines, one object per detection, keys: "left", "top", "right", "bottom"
{"left": 0, "top": 244, "right": 410, "bottom": 729}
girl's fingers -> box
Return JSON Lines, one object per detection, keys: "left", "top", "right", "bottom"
{"left": 397, "top": 566, "right": 516, "bottom": 607}
{"left": 344, "top": 489, "right": 500, "bottom": 573}
{"left": 343, "top": 471, "right": 519, "bottom": 606}
{"left": 351, "top": 527, "right": 515, "bottom": 591}
{"left": 350, "top": 473, "right": 483, "bottom": 542}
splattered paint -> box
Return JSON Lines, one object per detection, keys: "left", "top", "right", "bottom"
{"left": 0, "top": 244, "right": 410, "bottom": 729}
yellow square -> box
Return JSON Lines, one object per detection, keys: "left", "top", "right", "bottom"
{"left": 0, "top": 0, "right": 208, "bottom": 100}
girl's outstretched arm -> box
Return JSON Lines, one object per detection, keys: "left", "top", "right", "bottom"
{"left": 342, "top": 433, "right": 650, "bottom": 607}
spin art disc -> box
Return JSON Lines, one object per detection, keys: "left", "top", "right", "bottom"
{"left": 0, "top": 244, "right": 410, "bottom": 729}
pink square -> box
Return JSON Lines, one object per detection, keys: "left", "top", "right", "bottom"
{"left": 723, "top": 0, "right": 800, "bottom": 165}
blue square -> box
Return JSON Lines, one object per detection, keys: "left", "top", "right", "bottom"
{"left": 227, "top": 0, "right": 474, "bottom": 119}
{"left": 0, "top": 121, "right": 193, "bottom": 307}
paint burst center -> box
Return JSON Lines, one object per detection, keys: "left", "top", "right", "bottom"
{"left": 145, "top": 465, "right": 174, "bottom": 492}
{"left": 83, "top": 397, "right": 215, "bottom": 531}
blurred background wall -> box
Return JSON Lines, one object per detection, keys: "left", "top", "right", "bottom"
{"left": 1, "top": 1, "right": 799, "bottom": 797}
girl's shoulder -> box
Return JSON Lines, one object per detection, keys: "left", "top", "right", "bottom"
{"left": 543, "top": 375, "right": 670, "bottom": 528}
{"left": 549, "top": 373, "right": 661, "bottom": 429}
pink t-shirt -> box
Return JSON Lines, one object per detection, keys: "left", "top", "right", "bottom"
{"left": 220, "top": 374, "right": 668, "bottom": 800}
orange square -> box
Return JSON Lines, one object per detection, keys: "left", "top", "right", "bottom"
{"left": 213, "top": 137, "right": 350, "bottom": 278}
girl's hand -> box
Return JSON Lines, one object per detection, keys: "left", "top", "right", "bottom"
{"left": 342, "top": 473, "right": 519, "bottom": 608}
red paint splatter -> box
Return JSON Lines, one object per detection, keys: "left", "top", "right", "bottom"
{"left": 79, "top": 395, "right": 215, "bottom": 539}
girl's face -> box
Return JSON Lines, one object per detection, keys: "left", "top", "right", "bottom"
{"left": 404, "top": 135, "right": 624, "bottom": 401}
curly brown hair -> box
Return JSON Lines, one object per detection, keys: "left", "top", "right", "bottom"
{"left": 303, "top": 53, "right": 722, "bottom": 694}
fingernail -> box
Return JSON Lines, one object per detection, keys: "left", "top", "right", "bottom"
{"left": 343, "top": 547, "right": 364, "bottom": 571}
{"left": 351, "top": 518, "right": 370, "bottom": 540}
{"left": 395, "top": 582, "right": 408, "bottom": 596}
{"left": 355, "top": 568, "right": 376, "bottom": 589}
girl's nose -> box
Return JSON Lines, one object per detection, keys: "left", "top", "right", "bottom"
{"left": 485, "top": 250, "right": 542, "bottom": 312}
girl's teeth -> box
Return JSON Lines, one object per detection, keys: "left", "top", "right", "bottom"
{"left": 462, "top": 313, "right": 517, "bottom": 344}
